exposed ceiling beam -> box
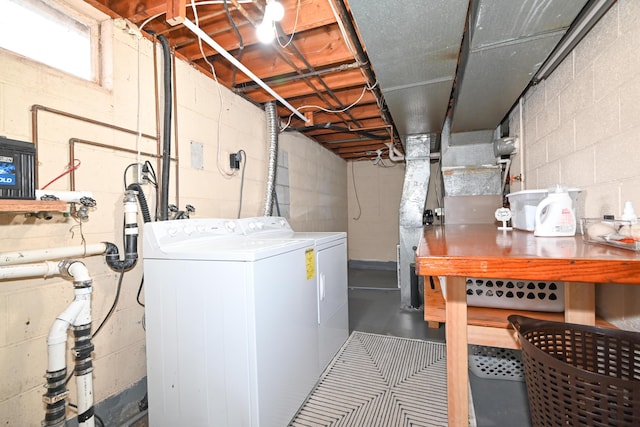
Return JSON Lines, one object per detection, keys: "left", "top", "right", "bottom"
{"left": 167, "top": 0, "right": 186, "bottom": 25}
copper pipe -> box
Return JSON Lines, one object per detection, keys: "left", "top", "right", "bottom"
{"left": 31, "top": 104, "right": 159, "bottom": 188}
{"left": 234, "top": 62, "right": 363, "bottom": 92}
{"left": 68, "top": 138, "right": 175, "bottom": 191}
{"left": 271, "top": 23, "right": 362, "bottom": 128}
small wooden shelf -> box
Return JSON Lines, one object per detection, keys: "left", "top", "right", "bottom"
{"left": 0, "top": 199, "right": 68, "bottom": 213}
{"left": 424, "top": 279, "right": 615, "bottom": 349}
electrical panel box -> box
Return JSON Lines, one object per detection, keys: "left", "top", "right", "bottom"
{"left": 0, "top": 137, "right": 35, "bottom": 200}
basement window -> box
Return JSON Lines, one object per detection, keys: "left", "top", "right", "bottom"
{"left": 0, "top": 0, "right": 100, "bottom": 81}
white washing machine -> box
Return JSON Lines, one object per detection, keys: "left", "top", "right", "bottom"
{"left": 142, "top": 218, "right": 319, "bottom": 427}
{"left": 237, "top": 217, "right": 349, "bottom": 372}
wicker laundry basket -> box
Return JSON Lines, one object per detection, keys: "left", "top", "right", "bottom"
{"left": 508, "top": 315, "right": 640, "bottom": 427}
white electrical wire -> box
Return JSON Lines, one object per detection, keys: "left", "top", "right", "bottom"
{"left": 327, "top": 0, "right": 357, "bottom": 58}
{"left": 190, "top": 0, "right": 236, "bottom": 178}
{"left": 139, "top": 0, "right": 252, "bottom": 31}
{"left": 327, "top": 0, "right": 377, "bottom": 91}
{"left": 280, "top": 84, "right": 369, "bottom": 131}
{"left": 350, "top": 161, "right": 361, "bottom": 220}
{"left": 276, "top": 0, "right": 301, "bottom": 48}
{"left": 136, "top": 36, "right": 142, "bottom": 165}
{"left": 183, "top": 18, "right": 308, "bottom": 121}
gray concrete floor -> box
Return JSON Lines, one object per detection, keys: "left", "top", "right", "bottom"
{"left": 348, "top": 267, "right": 531, "bottom": 427}
{"left": 115, "top": 267, "right": 531, "bottom": 427}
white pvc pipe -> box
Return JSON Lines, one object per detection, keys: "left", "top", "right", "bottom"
{"left": 71, "top": 286, "right": 92, "bottom": 326}
{"left": 498, "top": 158, "right": 512, "bottom": 194}
{"left": 0, "top": 261, "right": 60, "bottom": 280}
{"left": 124, "top": 196, "right": 139, "bottom": 236}
{"left": 385, "top": 142, "right": 405, "bottom": 162}
{"left": 0, "top": 243, "right": 107, "bottom": 266}
{"left": 182, "top": 18, "right": 309, "bottom": 122}
{"left": 1, "top": 259, "right": 95, "bottom": 427}
{"left": 68, "top": 261, "right": 92, "bottom": 283}
{"left": 76, "top": 372, "right": 95, "bottom": 427}
{"left": 48, "top": 298, "right": 86, "bottom": 371}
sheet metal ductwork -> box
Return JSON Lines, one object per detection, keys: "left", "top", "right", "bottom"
{"left": 398, "top": 134, "right": 432, "bottom": 307}
{"left": 348, "top": 0, "right": 468, "bottom": 140}
{"left": 349, "top": 0, "right": 593, "bottom": 144}
{"left": 450, "top": 0, "right": 589, "bottom": 135}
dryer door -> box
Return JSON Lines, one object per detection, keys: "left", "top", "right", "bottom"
{"left": 316, "top": 240, "right": 349, "bottom": 370}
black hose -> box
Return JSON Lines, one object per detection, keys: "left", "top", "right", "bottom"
{"left": 157, "top": 35, "right": 172, "bottom": 221}
{"left": 223, "top": 0, "right": 244, "bottom": 87}
{"left": 287, "top": 124, "right": 389, "bottom": 140}
{"left": 124, "top": 183, "right": 151, "bottom": 309}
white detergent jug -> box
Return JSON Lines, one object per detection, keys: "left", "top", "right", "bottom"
{"left": 534, "top": 187, "right": 576, "bottom": 237}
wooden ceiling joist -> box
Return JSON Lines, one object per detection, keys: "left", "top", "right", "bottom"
{"left": 167, "top": 0, "right": 187, "bottom": 25}
{"left": 85, "top": 0, "right": 401, "bottom": 160}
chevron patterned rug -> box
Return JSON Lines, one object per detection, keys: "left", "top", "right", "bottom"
{"left": 290, "top": 331, "right": 469, "bottom": 427}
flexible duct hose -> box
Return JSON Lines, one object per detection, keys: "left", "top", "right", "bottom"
{"left": 263, "top": 102, "right": 278, "bottom": 216}
{"left": 157, "top": 35, "right": 172, "bottom": 221}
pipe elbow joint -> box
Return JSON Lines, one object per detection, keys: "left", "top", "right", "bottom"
{"left": 385, "top": 142, "right": 405, "bottom": 162}
{"left": 104, "top": 242, "right": 138, "bottom": 272}
{"left": 58, "top": 260, "right": 91, "bottom": 285}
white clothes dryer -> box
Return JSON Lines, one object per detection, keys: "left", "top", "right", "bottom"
{"left": 237, "top": 217, "right": 349, "bottom": 372}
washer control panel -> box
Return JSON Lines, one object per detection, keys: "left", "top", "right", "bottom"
{"left": 237, "top": 216, "right": 293, "bottom": 237}
{"left": 145, "top": 218, "right": 243, "bottom": 246}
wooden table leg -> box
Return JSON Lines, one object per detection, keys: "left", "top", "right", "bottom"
{"left": 445, "top": 276, "right": 469, "bottom": 427}
{"left": 564, "top": 282, "right": 595, "bottom": 325}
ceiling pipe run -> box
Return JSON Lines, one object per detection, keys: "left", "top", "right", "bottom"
{"left": 533, "top": 0, "right": 616, "bottom": 83}
{"left": 273, "top": 24, "right": 364, "bottom": 128}
{"left": 233, "top": 62, "right": 363, "bottom": 93}
{"left": 288, "top": 124, "right": 389, "bottom": 140}
{"left": 217, "top": 0, "right": 362, "bottom": 128}
{"left": 183, "top": 18, "right": 308, "bottom": 122}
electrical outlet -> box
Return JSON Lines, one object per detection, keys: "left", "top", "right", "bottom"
{"left": 229, "top": 152, "right": 240, "bottom": 170}
{"left": 132, "top": 163, "right": 147, "bottom": 185}
{"left": 141, "top": 163, "right": 150, "bottom": 184}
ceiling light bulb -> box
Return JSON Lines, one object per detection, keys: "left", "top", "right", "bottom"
{"left": 256, "top": 20, "right": 275, "bottom": 44}
{"left": 265, "top": 0, "right": 285, "bottom": 22}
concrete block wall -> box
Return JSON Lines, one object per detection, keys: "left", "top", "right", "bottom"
{"left": 347, "top": 161, "right": 405, "bottom": 262}
{"left": 0, "top": 6, "right": 346, "bottom": 425}
{"left": 280, "top": 131, "right": 348, "bottom": 232}
{"left": 509, "top": 0, "right": 640, "bottom": 330}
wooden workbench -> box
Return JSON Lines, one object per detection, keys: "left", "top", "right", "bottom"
{"left": 415, "top": 224, "right": 640, "bottom": 427}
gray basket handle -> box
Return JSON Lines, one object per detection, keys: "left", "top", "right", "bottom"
{"left": 508, "top": 315, "right": 524, "bottom": 333}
